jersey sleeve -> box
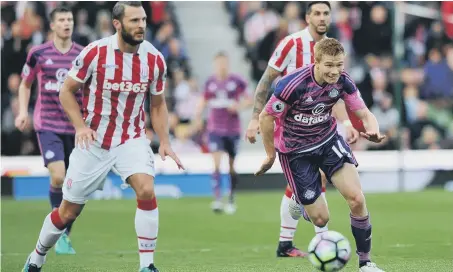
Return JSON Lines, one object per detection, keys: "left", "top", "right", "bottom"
{"left": 341, "top": 73, "right": 366, "bottom": 112}
{"left": 150, "top": 53, "right": 167, "bottom": 96}
{"left": 268, "top": 36, "right": 295, "bottom": 72}
{"left": 68, "top": 42, "right": 99, "bottom": 83}
{"left": 264, "top": 75, "right": 298, "bottom": 118}
{"left": 21, "top": 49, "right": 40, "bottom": 84}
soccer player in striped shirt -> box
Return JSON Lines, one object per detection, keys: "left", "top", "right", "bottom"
{"left": 257, "top": 38, "right": 385, "bottom": 272}
{"left": 22, "top": 2, "right": 183, "bottom": 272}
{"left": 246, "top": 1, "right": 360, "bottom": 257}
{"left": 15, "top": 6, "right": 83, "bottom": 255}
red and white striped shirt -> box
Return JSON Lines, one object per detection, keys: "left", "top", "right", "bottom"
{"left": 68, "top": 33, "right": 167, "bottom": 150}
{"left": 268, "top": 28, "right": 316, "bottom": 76}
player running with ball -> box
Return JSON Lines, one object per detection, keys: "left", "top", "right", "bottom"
{"left": 245, "top": 1, "right": 360, "bottom": 257}
{"left": 256, "top": 38, "right": 385, "bottom": 272}
{"left": 23, "top": 2, "right": 183, "bottom": 272}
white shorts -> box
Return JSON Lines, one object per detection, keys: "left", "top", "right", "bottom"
{"left": 63, "top": 137, "right": 155, "bottom": 204}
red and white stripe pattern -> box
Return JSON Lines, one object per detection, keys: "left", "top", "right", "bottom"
{"left": 268, "top": 28, "right": 316, "bottom": 76}
{"left": 68, "top": 34, "right": 167, "bottom": 150}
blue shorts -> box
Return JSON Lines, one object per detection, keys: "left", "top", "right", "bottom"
{"left": 36, "top": 131, "right": 75, "bottom": 169}
{"left": 208, "top": 133, "right": 240, "bottom": 158}
{"left": 278, "top": 133, "right": 358, "bottom": 205}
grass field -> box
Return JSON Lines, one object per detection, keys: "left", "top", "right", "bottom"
{"left": 2, "top": 189, "right": 452, "bottom": 272}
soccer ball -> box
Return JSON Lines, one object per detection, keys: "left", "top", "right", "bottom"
{"left": 308, "top": 231, "right": 351, "bottom": 271}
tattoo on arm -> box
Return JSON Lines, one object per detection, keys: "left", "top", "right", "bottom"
{"left": 252, "top": 67, "right": 280, "bottom": 119}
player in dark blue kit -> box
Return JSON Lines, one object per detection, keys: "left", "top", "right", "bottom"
{"left": 256, "top": 38, "right": 385, "bottom": 272}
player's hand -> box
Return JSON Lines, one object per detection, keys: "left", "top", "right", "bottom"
{"left": 345, "top": 124, "right": 359, "bottom": 144}
{"left": 360, "top": 131, "right": 386, "bottom": 143}
{"left": 159, "top": 143, "right": 185, "bottom": 170}
{"left": 255, "top": 155, "right": 276, "bottom": 176}
{"left": 75, "top": 126, "right": 97, "bottom": 150}
{"left": 245, "top": 119, "right": 260, "bottom": 144}
{"left": 14, "top": 112, "right": 29, "bottom": 132}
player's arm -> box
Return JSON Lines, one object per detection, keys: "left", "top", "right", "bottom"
{"left": 342, "top": 74, "right": 385, "bottom": 143}
{"left": 150, "top": 54, "right": 184, "bottom": 169}
{"left": 332, "top": 100, "right": 359, "bottom": 144}
{"left": 62, "top": 42, "right": 99, "bottom": 149}
{"left": 150, "top": 56, "right": 170, "bottom": 145}
{"left": 59, "top": 77, "right": 85, "bottom": 129}
{"left": 15, "top": 49, "right": 40, "bottom": 131}
{"left": 256, "top": 79, "right": 294, "bottom": 176}
{"left": 247, "top": 36, "right": 294, "bottom": 143}
{"left": 252, "top": 66, "right": 283, "bottom": 120}
{"left": 258, "top": 108, "right": 276, "bottom": 159}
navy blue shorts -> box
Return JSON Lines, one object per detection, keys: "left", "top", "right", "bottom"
{"left": 278, "top": 133, "right": 358, "bottom": 205}
{"left": 208, "top": 133, "right": 240, "bottom": 158}
{"left": 36, "top": 131, "right": 75, "bottom": 169}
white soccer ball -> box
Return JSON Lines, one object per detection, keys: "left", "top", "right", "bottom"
{"left": 307, "top": 230, "right": 351, "bottom": 271}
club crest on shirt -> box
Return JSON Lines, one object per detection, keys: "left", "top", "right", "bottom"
{"left": 56, "top": 68, "right": 69, "bottom": 82}
{"left": 329, "top": 88, "right": 339, "bottom": 98}
{"left": 272, "top": 101, "right": 285, "bottom": 113}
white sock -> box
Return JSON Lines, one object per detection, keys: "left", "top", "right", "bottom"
{"left": 136, "top": 201, "right": 159, "bottom": 268}
{"left": 279, "top": 194, "right": 299, "bottom": 242}
{"left": 314, "top": 192, "right": 329, "bottom": 234}
{"left": 31, "top": 211, "right": 66, "bottom": 266}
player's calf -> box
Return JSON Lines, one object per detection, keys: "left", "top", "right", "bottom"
{"left": 129, "top": 174, "right": 159, "bottom": 270}
{"left": 24, "top": 201, "right": 83, "bottom": 270}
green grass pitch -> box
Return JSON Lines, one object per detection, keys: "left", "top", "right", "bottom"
{"left": 2, "top": 189, "right": 452, "bottom": 271}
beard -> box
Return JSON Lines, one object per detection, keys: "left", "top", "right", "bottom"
{"left": 120, "top": 26, "right": 144, "bottom": 46}
{"left": 315, "top": 25, "right": 329, "bottom": 35}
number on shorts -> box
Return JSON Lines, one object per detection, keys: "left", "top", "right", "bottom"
{"left": 332, "top": 140, "right": 351, "bottom": 159}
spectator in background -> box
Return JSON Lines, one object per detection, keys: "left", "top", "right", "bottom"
{"left": 441, "top": 1, "right": 453, "bottom": 39}
{"left": 408, "top": 101, "right": 445, "bottom": 149}
{"left": 95, "top": 10, "right": 114, "bottom": 39}
{"left": 170, "top": 69, "right": 199, "bottom": 129}
{"left": 354, "top": 4, "right": 392, "bottom": 57}
{"left": 253, "top": 18, "right": 289, "bottom": 81}
{"left": 335, "top": 7, "right": 353, "bottom": 55}
{"left": 283, "top": 2, "right": 303, "bottom": 33}
{"left": 369, "top": 92, "right": 399, "bottom": 150}
{"left": 153, "top": 21, "right": 175, "bottom": 59}
{"left": 421, "top": 46, "right": 453, "bottom": 100}
{"left": 166, "top": 37, "right": 190, "bottom": 80}
{"left": 73, "top": 9, "right": 96, "bottom": 46}
{"left": 243, "top": 2, "right": 279, "bottom": 49}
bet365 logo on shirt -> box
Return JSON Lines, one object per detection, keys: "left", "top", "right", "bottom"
{"left": 103, "top": 80, "right": 148, "bottom": 93}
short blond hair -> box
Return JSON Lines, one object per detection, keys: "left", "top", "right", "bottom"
{"left": 314, "top": 38, "right": 345, "bottom": 62}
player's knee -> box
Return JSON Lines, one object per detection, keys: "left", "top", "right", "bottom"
{"left": 50, "top": 173, "right": 65, "bottom": 188}
{"left": 135, "top": 181, "right": 155, "bottom": 200}
{"left": 59, "top": 206, "right": 81, "bottom": 224}
{"left": 346, "top": 192, "right": 366, "bottom": 211}
{"left": 313, "top": 214, "right": 330, "bottom": 228}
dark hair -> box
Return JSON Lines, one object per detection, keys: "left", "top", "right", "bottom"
{"left": 50, "top": 7, "right": 72, "bottom": 22}
{"left": 112, "top": 1, "right": 143, "bottom": 21}
{"left": 306, "top": 1, "right": 331, "bottom": 14}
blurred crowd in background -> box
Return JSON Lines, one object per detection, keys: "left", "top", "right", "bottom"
{"left": 1, "top": 1, "right": 453, "bottom": 156}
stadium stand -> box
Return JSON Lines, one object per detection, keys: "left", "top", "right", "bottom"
{"left": 224, "top": 1, "right": 453, "bottom": 151}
